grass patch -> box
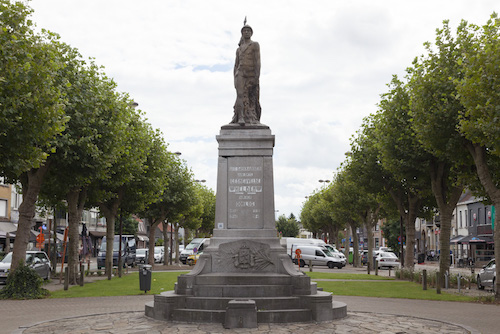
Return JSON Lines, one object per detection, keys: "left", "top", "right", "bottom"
{"left": 50, "top": 271, "right": 188, "bottom": 298}
{"left": 305, "top": 272, "right": 394, "bottom": 280}
{"left": 316, "top": 280, "right": 475, "bottom": 302}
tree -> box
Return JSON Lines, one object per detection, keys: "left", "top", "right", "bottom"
{"left": 140, "top": 157, "right": 196, "bottom": 267}
{"left": 196, "top": 184, "right": 216, "bottom": 237}
{"left": 92, "top": 116, "right": 169, "bottom": 278}
{"left": 455, "top": 14, "right": 500, "bottom": 299}
{"left": 381, "top": 219, "right": 405, "bottom": 257}
{"left": 40, "top": 53, "right": 130, "bottom": 284}
{"left": 1, "top": 1, "right": 70, "bottom": 273}
{"left": 373, "top": 78, "right": 436, "bottom": 268}
{"left": 276, "top": 214, "right": 300, "bottom": 237}
{"left": 114, "top": 215, "right": 138, "bottom": 235}
{"left": 408, "top": 20, "right": 476, "bottom": 283}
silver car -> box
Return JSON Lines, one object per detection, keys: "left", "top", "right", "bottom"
{"left": 0, "top": 251, "right": 52, "bottom": 284}
{"left": 477, "top": 259, "right": 496, "bottom": 293}
{"left": 376, "top": 251, "right": 400, "bottom": 269}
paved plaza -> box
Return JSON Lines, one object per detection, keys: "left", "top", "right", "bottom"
{"left": 1, "top": 262, "right": 498, "bottom": 333}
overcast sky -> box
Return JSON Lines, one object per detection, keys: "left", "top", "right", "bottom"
{"left": 29, "top": 0, "right": 500, "bottom": 219}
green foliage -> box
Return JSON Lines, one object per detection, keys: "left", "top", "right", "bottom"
{"left": 381, "top": 219, "right": 405, "bottom": 256}
{"left": 196, "top": 185, "right": 216, "bottom": 235}
{"left": 276, "top": 214, "right": 300, "bottom": 237}
{"left": 0, "top": 261, "right": 49, "bottom": 299}
{"left": 0, "top": 0, "right": 68, "bottom": 180}
{"left": 114, "top": 215, "right": 138, "bottom": 235}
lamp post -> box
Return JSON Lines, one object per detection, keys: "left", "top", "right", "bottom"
{"left": 318, "top": 179, "right": 330, "bottom": 188}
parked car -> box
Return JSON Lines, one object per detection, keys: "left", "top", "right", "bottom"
{"left": 0, "top": 251, "right": 52, "bottom": 284}
{"left": 375, "top": 251, "right": 400, "bottom": 269}
{"left": 323, "top": 245, "right": 346, "bottom": 267}
{"left": 477, "top": 259, "right": 496, "bottom": 293}
{"left": 136, "top": 248, "right": 148, "bottom": 264}
{"left": 360, "top": 250, "right": 368, "bottom": 265}
{"left": 187, "top": 251, "right": 202, "bottom": 266}
{"left": 180, "top": 238, "right": 209, "bottom": 264}
{"left": 154, "top": 246, "right": 165, "bottom": 263}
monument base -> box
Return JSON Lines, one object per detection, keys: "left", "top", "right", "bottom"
{"left": 145, "top": 126, "right": 347, "bottom": 325}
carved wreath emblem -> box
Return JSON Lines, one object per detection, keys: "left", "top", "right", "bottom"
{"left": 217, "top": 240, "right": 274, "bottom": 271}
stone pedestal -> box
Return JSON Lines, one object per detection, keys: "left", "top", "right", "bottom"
{"left": 145, "top": 124, "right": 347, "bottom": 324}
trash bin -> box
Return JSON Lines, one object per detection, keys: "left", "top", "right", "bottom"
{"left": 417, "top": 253, "right": 425, "bottom": 264}
{"left": 139, "top": 264, "right": 152, "bottom": 293}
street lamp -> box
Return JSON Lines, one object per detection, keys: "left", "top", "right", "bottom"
{"left": 318, "top": 179, "right": 330, "bottom": 187}
{"left": 195, "top": 179, "right": 206, "bottom": 183}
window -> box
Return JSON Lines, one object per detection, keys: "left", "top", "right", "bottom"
{"left": 459, "top": 211, "right": 462, "bottom": 228}
{"left": 0, "top": 199, "right": 7, "bottom": 217}
{"left": 465, "top": 210, "right": 468, "bottom": 227}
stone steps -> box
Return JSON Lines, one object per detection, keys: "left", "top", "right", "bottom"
{"left": 185, "top": 296, "right": 304, "bottom": 310}
{"left": 193, "top": 284, "right": 293, "bottom": 297}
{"left": 172, "top": 308, "right": 313, "bottom": 324}
{"left": 194, "top": 273, "right": 292, "bottom": 286}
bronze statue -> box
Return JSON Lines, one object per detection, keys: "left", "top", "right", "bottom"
{"left": 231, "top": 18, "right": 261, "bottom": 125}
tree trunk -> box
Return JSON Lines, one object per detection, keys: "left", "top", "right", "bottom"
{"left": 99, "top": 197, "right": 121, "bottom": 280}
{"left": 404, "top": 195, "right": 419, "bottom": 269}
{"left": 162, "top": 221, "right": 168, "bottom": 265}
{"left": 344, "top": 227, "right": 350, "bottom": 262}
{"left": 11, "top": 164, "right": 50, "bottom": 273}
{"left": 466, "top": 142, "right": 500, "bottom": 299}
{"left": 147, "top": 218, "right": 161, "bottom": 266}
{"left": 174, "top": 222, "right": 180, "bottom": 263}
{"left": 429, "top": 159, "right": 464, "bottom": 287}
{"left": 366, "top": 221, "right": 374, "bottom": 268}
{"left": 350, "top": 222, "right": 359, "bottom": 267}
{"left": 66, "top": 187, "right": 87, "bottom": 285}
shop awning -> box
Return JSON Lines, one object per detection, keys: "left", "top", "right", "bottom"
{"left": 450, "top": 235, "right": 467, "bottom": 244}
{"left": 459, "top": 235, "right": 494, "bottom": 244}
{"left": 89, "top": 231, "right": 106, "bottom": 237}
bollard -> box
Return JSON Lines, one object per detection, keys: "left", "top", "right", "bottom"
{"left": 64, "top": 267, "right": 69, "bottom": 291}
{"left": 375, "top": 260, "right": 379, "bottom": 276}
{"left": 80, "top": 263, "right": 84, "bottom": 287}
{"left": 457, "top": 273, "right": 461, "bottom": 293}
{"left": 367, "top": 262, "right": 371, "bottom": 275}
{"left": 389, "top": 267, "right": 391, "bottom": 277}
{"left": 309, "top": 260, "right": 313, "bottom": 272}
{"left": 422, "top": 269, "right": 427, "bottom": 290}
{"left": 436, "top": 272, "right": 441, "bottom": 294}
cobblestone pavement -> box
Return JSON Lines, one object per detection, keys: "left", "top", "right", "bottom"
{"left": 18, "top": 311, "right": 473, "bottom": 334}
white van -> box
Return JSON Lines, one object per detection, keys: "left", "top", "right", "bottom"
{"left": 179, "top": 238, "right": 209, "bottom": 264}
{"left": 291, "top": 245, "right": 344, "bottom": 269}
{"left": 280, "top": 237, "right": 326, "bottom": 257}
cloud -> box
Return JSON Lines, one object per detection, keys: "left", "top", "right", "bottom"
{"left": 30, "top": 0, "right": 500, "bottom": 218}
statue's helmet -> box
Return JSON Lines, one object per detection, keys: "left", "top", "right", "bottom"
{"left": 241, "top": 24, "right": 253, "bottom": 34}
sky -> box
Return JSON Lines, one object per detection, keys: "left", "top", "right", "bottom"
{"left": 28, "top": 0, "right": 500, "bottom": 219}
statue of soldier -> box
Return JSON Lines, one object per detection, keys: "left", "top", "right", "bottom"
{"left": 231, "top": 21, "right": 261, "bottom": 125}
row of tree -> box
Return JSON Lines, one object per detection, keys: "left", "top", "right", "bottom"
{"left": 300, "top": 14, "right": 500, "bottom": 298}
{"left": 0, "top": 1, "right": 215, "bottom": 284}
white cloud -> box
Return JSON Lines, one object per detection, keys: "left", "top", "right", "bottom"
{"left": 29, "top": 0, "right": 500, "bottom": 218}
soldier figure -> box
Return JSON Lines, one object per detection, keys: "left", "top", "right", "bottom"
{"left": 231, "top": 20, "right": 261, "bottom": 125}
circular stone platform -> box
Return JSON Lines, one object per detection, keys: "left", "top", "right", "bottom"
{"left": 18, "top": 311, "right": 473, "bottom": 334}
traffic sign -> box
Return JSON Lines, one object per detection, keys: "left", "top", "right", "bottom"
{"left": 36, "top": 233, "right": 45, "bottom": 244}
{"left": 295, "top": 248, "right": 302, "bottom": 258}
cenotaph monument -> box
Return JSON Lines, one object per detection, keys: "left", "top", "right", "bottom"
{"left": 145, "top": 19, "right": 347, "bottom": 328}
